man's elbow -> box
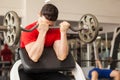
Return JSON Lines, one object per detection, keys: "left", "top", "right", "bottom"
{"left": 57, "top": 55, "right": 67, "bottom": 61}
{"left": 31, "top": 58, "right": 38, "bottom": 62}
{"left": 29, "top": 55, "right": 39, "bottom": 62}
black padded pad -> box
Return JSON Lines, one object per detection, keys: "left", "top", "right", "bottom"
{"left": 19, "top": 47, "right": 75, "bottom": 73}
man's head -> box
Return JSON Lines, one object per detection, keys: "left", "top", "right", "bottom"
{"left": 40, "top": 3, "right": 59, "bottom": 21}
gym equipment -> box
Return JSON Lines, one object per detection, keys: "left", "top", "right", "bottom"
{"left": 93, "top": 42, "right": 99, "bottom": 60}
{"left": 0, "top": 11, "right": 21, "bottom": 46}
{"left": 0, "top": 61, "right": 11, "bottom": 80}
{"left": 10, "top": 46, "right": 86, "bottom": 80}
{"left": 78, "top": 14, "right": 101, "bottom": 43}
{"left": 93, "top": 38, "right": 112, "bottom": 65}
{"left": 19, "top": 47, "right": 75, "bottom": 73}
{"left": 108, "top": 27, "right": 120, "bottom": 69}
{"left": 0, "top": 11, "right": 101, "bottom": 46}
{"left": 10, "top": 60, "right": 86, "bottom": 80}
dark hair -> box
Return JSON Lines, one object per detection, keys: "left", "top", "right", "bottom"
{"left": 40, "top": 4, "right": 58, "bottom": 21}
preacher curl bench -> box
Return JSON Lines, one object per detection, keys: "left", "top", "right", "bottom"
{"left": 10, "top": 47, "right": 86, "bottom": 80}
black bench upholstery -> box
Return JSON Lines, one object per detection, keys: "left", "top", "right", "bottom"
{"left": 19, "top": 47, "right": 75, "bottom": 73}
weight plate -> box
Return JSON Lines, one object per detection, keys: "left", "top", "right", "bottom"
{"left": 3, "top": 11, "right": 21, "bottom": 46}
{"left": 78, "top": 14, "right": 99, "bottom": 43}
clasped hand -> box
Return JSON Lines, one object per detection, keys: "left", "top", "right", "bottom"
{"left": 37, "top": 17, "right": 70, "bottom": 32}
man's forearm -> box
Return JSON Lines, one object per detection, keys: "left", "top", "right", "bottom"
{"left": 26, "top": 32, "right": 46, "bottom": 62}
{"left": 59, "top": 32, "right": 69, "bottom": 60}
{"left": 96, "top": 60, "right": 103, "bottom": 69}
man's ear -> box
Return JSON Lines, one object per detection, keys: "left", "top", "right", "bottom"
{"left": 37, "top": 12, "right": 42, "bottom": 17}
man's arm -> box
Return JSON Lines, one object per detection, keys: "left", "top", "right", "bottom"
{"left": 25, "top": 31, "right": 47, "bottom": 62}
{"left": 53, "top": 21, "right": 70, "bottom": 61}
{"left": 96, "top": 59, "right": 103, "bottom": 69}
{"left": 25, "top": 17, "right": 49, "bottom": 62}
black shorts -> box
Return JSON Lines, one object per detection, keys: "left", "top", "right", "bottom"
{"left": 19, "top": 69, "right": 71, "bottom": 80}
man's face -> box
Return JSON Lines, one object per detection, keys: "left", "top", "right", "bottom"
{"left": 41, "top": 16, "right": 55, "bottom": 27}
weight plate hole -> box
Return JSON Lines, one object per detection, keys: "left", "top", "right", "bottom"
{"left": 89, "top": 33, "right": 93, "bottom": 38}
{"left": 12, "top": 16, "right": 14, "bottom": 24}
{"left": 83, "top": 34, "right": 87, "bottom": 40}
{"left": 89, "top": 18, "right": 93, "bottom": 24}
{"left": 84, "top": 16, "right": 87, "bottom": 22}
{"left": 80, "top": 21, "right": 83, "bottom": 27}
{"left": 8, "top": 14, "right": 11, "bottom": 21}
{"left": 13, "top": 26, "right": 16, "bottom": 33}
{"left": 92, "top": 26, "right": 95, "bottom": 31}
{"left": 8, "top": 36, "right": 10, "bottom": 43}
{"left": 5, "top": 19, "right": 8, "bottom": 25}
{"left": 12, "top": 35, "right": 14, "bottom": 42}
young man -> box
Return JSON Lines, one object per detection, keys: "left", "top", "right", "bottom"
{"left": 88, "top": 59, "right": 120, "bottom": 80}
{"left": 20, "top": 3, "right": 71, "bottom": 80}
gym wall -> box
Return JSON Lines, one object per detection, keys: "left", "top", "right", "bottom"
{"left": 0, "top": 0, "right": 120, "bottom": 33}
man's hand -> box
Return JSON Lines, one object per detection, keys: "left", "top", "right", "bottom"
{"left": 59, "top": 21, "right": 70, "bottom": 32}
{"left": 37, "top": 17, "right": 49, "bottom": 32}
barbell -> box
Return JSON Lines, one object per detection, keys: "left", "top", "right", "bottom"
{"left": 0, "top": 11, "right": 102, "bottom": 46}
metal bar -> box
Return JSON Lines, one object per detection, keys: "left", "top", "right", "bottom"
{"left": 0, "top": 26, "right": 7, "bottom": 31}
{"left": 80, "top": 59, "right": 120, "bottom": 62}
{"left": 87, "top": 44, "right": 91, "bottom": 66}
